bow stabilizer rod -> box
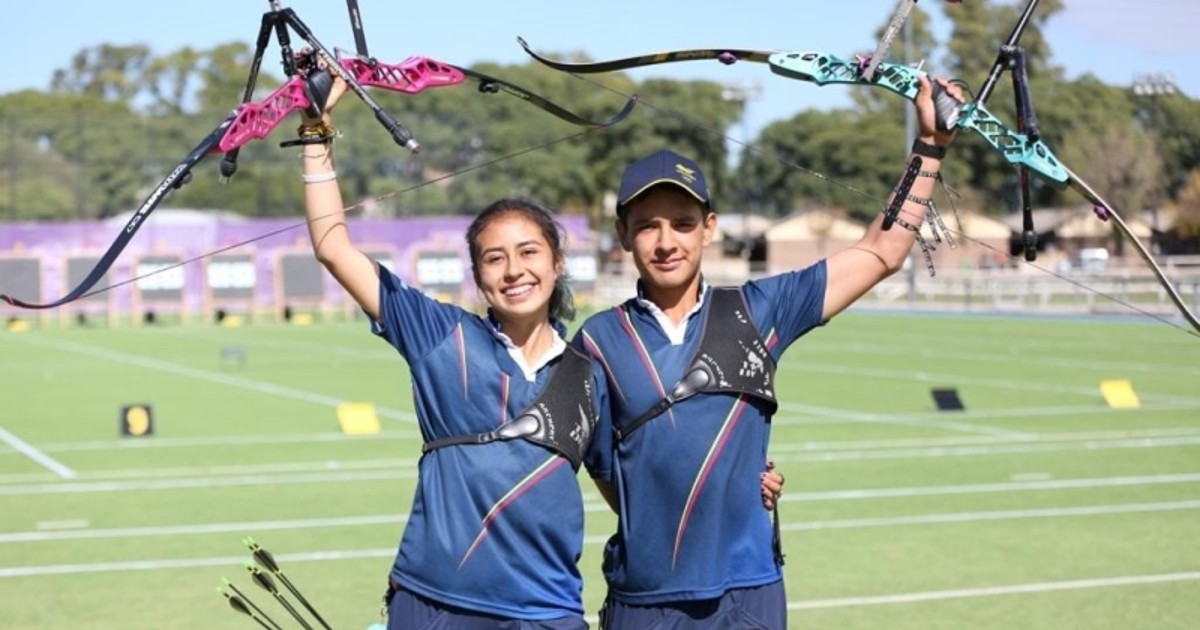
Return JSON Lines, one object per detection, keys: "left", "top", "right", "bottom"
{"left": 860, "top": 0, "right": 919, "bottom": 82}
{"left": 860, "top": 1, "right": 963, "bottom": 82}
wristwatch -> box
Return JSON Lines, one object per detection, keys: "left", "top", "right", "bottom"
{"left": 911, "top": 138, "right": 947, "bottom": 160}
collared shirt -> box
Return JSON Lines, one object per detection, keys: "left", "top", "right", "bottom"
{"left": 371, "top": 269, "right": 605, "bottom": 620}
{"left": 574, "top": 262, "right": 827, "bottom": 605}
{"left": 633, "top": 279, "right": 709, "bottom": 346}
{"left": 488, "top": 311, "right": 567, "bottom": 381}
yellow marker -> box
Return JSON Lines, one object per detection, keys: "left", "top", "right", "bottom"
{"left": 1099, "top": 379, "right": 1140, "bottom": 409}
{"left": 292, "top": 313, "right": 313, "bottom": 326}
{"left": 120, "top": 404, "right": 155, "bottom": 437}
{"left": 337, "top": 402, "right": 382, "bottom": 435}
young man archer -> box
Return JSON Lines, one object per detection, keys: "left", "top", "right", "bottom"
{"left": 574, "top": 75, "right": 964, "bottom": 629}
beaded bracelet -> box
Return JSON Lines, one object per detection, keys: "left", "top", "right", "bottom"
{"left": 298, "top": 121, "right": 335, "bottom": 138}
{"left": 281, "top": 122, "right": 338, "bottom": 148}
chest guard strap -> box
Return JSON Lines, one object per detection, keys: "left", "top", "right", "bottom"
{"left": 615, "top": 287, "right": 777, "bottom": 441}
{"left": 422, "top": 345, "right": 597, "bottom": 470}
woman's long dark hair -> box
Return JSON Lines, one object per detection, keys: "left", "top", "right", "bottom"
{"left": 466, "top": 198, "right": 576, "bottom": 322}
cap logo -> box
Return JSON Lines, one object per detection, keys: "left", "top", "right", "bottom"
{"left": 675, "top": 163, "right": 696, "bottom": 183}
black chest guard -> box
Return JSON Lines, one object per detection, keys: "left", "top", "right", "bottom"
{"left": 615, "top": 287, "right": 777, "bottom": 441}
{"left": 422, "top": 345, "right": 597, "bottom": 470}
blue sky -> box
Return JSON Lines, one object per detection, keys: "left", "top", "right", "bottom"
{"left": 3, "top": 0, "right": 1197, "bottom": 140}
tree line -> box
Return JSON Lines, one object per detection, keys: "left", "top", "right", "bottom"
{"left": 1, "top": 0, "right": 1197, "bottom": 243}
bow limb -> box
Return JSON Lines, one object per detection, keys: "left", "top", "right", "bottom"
{"left": 452, "top": 64, "right": 637, "bottom": 128}
{"left": 1, "top": 118, "right": 234, "bottom": 310}
{"left": 340, "top": 56, "right": 465, "bottom": 92}
{"left": 769, "top": 51, "right": 1198, "bottom": 334}
{"left": 518, "top": 37, "right": 774, "bottom": 73}
{"left": 4, "top": 55, "right": 630, "bottom": 310}
{"left": 347, "top": 54, "right": 636, "bottom": 128}
{"left": 1065, "top": 170, "right": 1200, "bottom": 335}
{"left": 217, "top": 54, "right": 634, "bottom": 155}
{"left": 767, "top": 51, "right": 1068, "bottom": 184}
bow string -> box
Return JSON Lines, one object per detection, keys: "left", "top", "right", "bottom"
{"left": 516, "top": 0, "right": 1200, "bottom": 336}
{"left": 1, "top": 4, "right": 635, "bottom": 310}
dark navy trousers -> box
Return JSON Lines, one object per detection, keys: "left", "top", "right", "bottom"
{"left": 599, "top": 580, "right": 786, "bottom": 630}
{"left": 387, "top": 585, "right": 588, "bottom": 630}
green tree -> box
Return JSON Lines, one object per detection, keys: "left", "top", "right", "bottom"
{"left": 1058, "top": 118, "right": 1164, "bottom": 255}
{"left": 0, "top": 112, "right": 77, "bottom": 221}
{"left": 734, "top": 109, "right": 907, "bottom": 220}
{"left": 0, "top": 90, "right": 146, "bottom": 219}
{"left": 50, "top": 44, "right": 153, "bottom": 104}
{"left": 141, "top": 46, "right": 204, "bottom": 117}
{"left": 1169, "top": 169, "right": 1200, "bottom": 237}
{"left": 1136, "top": 92, "right": 1200, "bottom": 198}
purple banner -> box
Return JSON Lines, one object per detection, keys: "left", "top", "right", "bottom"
{"left": 0, "top": 210, "right": 595, "bottom": 313}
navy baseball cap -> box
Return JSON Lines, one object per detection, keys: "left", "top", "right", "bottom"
{"left": 616, "top": 149, "right": 711, "bottom": 215}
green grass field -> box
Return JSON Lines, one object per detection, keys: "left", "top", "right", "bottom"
{"left": 1, "top": 310, "right": 1198, "bottom": 629}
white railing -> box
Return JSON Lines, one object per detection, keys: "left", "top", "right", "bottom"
{"left": 587, "top": 265, "right": 1200, "bottom": 321}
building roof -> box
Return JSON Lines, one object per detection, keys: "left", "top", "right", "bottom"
{"left": 997, "top": 204, "right": 1154, "bottom": 238}
{"left": 945, "top": 209, "right": 1013, "bottom": 240}
{"left": 713, "top": 213, "right": 773, "bottom": 241}
{"left": 765, "top": 208, "right": 866, "bottom": 242}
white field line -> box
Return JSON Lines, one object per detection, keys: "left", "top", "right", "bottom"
{"left": 36, "top": 519, "right": 89, "bottom": 530}
{"left": 0, "top": 548, "right": 398, "bottom": 577}
{"left": 785, "top": 572, "right": 1200, "bottom": 611}
{"left": 154, "top": 327, "right": 398, "bottom": 362}
{"left": 1, "top": 463, "right": 1195, "bottom": 502}
{"left": 9, "top": 497, "right": 1199, "bottom": 545}
{"left": 0, "top": 468, "right": 418, "bottom": 496}
{"left": 0, "top": 427, "right": 75, "bottom": 479}
{"left": 800, "top": 338, "right": 1200, "bottom": 379}
{"left": 778, "top": 361, "right": 1200, "bottom": 406}
{"left": 779, "top": 500, "right": 1200, "bottom": 531}
{"left": 0, "top": 431, "right": 416, "bottom": 458}
{"left": 773, "top": 434, "right": 1200, "bottom": 463}
{"left": 784, "top": 473, "right": 1200, "bottom": 502}
{"left": 8, "top": 553, "right": 1196, "bottom": 614}
{"left": 0, "top": 514, "right": 407, "bottom": 543}
{"left": 808, "top": 316, "right": 1193, "bottom": 357}
{"left": 3, "top": 423, "right": 1195, "bottom": 462}
{"left": 0, "top": 457, "right": 417, "bottom": 484}
{"left": 1, "top": 456, "right": 1194, "bottom": 497}
{"left": 5, "top": 431, "right": 1200, "bottom": 489}
{"left": 3, "top": 335, "right": 416, "bottom": 422}
{"left": 775, "top": 400, "right": 1200, "bottom": 427}
{"left": 769, "top": 426, "right": 1200, "bottom": 453}
{"left": 774, "top": 402, "right": 1037, "bottom": 439}
{"left": 3, "top": 499, "right": 1198, "bottom": 572}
